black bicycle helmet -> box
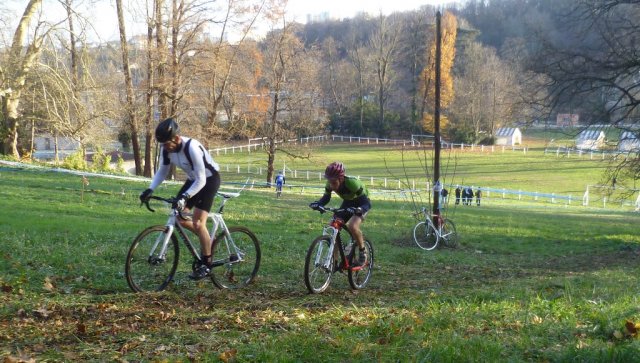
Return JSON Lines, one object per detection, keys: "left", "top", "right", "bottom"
{"left": 155, "top": 118, "right": 179, "bottom": 143}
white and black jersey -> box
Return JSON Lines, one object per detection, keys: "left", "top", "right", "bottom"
{"left": 149, "top": 137, "right": 220, "bottom": 197}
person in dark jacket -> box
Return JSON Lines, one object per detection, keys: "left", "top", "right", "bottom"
{"left": 455, "top": 186, "right": 461, "bottom": 205}
{"left": 475, "top": 188, "right": 482, "bottom": 206}
{"left": 441, "top": 188, "right": 449, "bottom": 205}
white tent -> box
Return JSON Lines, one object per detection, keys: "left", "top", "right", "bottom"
{"left": 576, "top": 130, "right": 605, "bottom": 150}
{"left": 619, "top": 131, "right": 640, "bottom": 152}
{"left": 495, "top": 127, "right": 522, "bottom": 146}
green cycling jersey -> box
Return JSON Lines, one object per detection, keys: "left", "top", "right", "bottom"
{"left": 321, "top": 176, "right": 369, "bottom": 201}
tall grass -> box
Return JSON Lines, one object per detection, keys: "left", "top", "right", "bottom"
{"left": 1, "top": 160, "right": 640, "bottom": 361}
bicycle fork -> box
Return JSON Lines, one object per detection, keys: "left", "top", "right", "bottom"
{"left": 148, "top": 222, "right": 175, "bottom": 264}
{"left": 315, "top": 226, "right": 339, "bottom": 270}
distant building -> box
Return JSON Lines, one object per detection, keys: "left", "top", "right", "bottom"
{"left": 619, "top": 131, "right": 640, "bottom": 152}
{"left": 557, "top": 113, "right": 579, "bottom": 127}
{"left": 34, "top": 134, "right": 80, "bottom": 151}
{"left": 576, "top": 130, "right": 606, "bottom": 150}
{"left": 495, "top": 127, "right": 522, "bottom": 146}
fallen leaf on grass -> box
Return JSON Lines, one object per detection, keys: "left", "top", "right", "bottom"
{"left": 1, "top": 284, "right": 13, "bottom": 293}
{"left": 625, "top": 320, "right": 640, "bottom": 337}
{"left": 219, "top": 348, "right": 237, "bottom": 363}
{"left": 613, "top": 330, "right": 624, "bottom": 339}
{"left": 3, "top": 355, "right": 36, "bottom": 363}
{"left": 531, "top": 315, "right": 543, "bottom": 324}
{"left": 76, "top": 322, "right": 87, "bottom": 335}
{"left": 43, "top": 277, "right": 55, "bottom": 292}
{"left": 33, "top": 306, "right": 52, "bottom": 319}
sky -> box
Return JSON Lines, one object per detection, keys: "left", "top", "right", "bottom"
{"left": 3, "top": 0, "right": 455, "bottom": 43}
{"left": 286, "top": 0, "right": 452, "bottom": 22}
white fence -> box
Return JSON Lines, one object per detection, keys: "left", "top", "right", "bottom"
{"left": 217, "top": 163, "right": 636, "bottom": 208}
{"left": 544, "top": 147, "right": 639, "bottom": 159}
{"left": 209, "top": 134, "right": 530, "bottom": 155}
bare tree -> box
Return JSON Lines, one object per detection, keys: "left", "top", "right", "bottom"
{"left": 450, "top": 41, "right": 521, "bottom": 142}
{"left": 116, "top": 0, "right": 143, "bottom": 175}
{"left": 369, "top": 13, "right": 402, "bottom": 137}
{"left": 530, "top": 0, "right": 640, "bottom": 184}
{"left": 260, "top": 15, "right": 325, "bottom": 183}
{"left": 345, "top": 31, "right": 373, "bottom": 136}
{"left": 0, "top": 0, "right": 60, "bottom": 158}
{"left": 197, "top": 0, "right": 266, "bottom": 138}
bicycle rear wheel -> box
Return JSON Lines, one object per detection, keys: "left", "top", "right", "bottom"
{"left": 125, "top": 225, "right": 179, "bottom": 292}
{"left": 304, "top": 236, "right": 334, "bottom": 294}
{"left": 348, "top": 239, "right": 374, "bottom": 290}
{"left": 413, "top": 220, "right": 439, "bottom": 250}
{"left": 441, "top": 219, "right": 459, "bottom": 248}
{"left": 210, "top": 226, "right": 261, "bottom": 289}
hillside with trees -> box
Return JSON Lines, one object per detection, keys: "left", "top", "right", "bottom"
{"left": 1, "top": 0, "right": 638, "bottom": 182}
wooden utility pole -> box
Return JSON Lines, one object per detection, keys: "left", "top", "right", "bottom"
{"left": 433, "top": 11, "right": 442, "bottom": 219}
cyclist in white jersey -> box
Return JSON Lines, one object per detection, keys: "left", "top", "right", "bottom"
{"left": 139, "top": 118, "right": 221, "bottom": 280}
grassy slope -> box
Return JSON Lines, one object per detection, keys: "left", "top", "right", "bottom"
{"left": 1, "top": 147, "right": 640, "bottom": 361}
{"left": 214, "top": 142, "right": 624, "bottom": 204}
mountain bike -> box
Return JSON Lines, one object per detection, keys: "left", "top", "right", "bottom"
{"left": 412, "top": 207, "right": 459, "bottom": 251}
{"left": 125, "top": 192, "right": 261, "bottom": 292}
{"left": 304, "top": 206, "right": 374, "bottom": 293}
{"left": 275, "top": 183, "right": 283, "bottom": 198}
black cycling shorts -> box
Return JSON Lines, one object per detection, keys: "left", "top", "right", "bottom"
{"left": 177, "top": 171, "right": 221, "bottom": 213}
{"left": 336, "top": 196, "right": 371, "bottom": 221}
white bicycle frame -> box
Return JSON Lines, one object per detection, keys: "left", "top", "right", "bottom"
{"left": 148, "top": 192, "right": 244, "bottom": 264}
{"left": 315, "top": 225, "right": 340, "bottom": 270}
{"left": 419, "top": 207, "right": 447, "bottom": 238}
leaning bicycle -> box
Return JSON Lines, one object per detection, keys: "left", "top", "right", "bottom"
{"left": 125, "top": 192, "right": 261, "bottom": 292}
{"left": 304, "top": 206, "right": 374, "bottom": 293}
{"left": 412, "top": 207, "right": 459, "bottom": 251}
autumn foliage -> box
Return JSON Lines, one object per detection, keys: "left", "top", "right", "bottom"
{"left": 419, "top": 11, "right": 457, "bottom": 133}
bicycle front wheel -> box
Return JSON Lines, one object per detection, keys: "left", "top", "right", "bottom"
{"left": 304, "top": 236, "right": 334, "bottom": 294}
{"left": 125, "top": 225, "right": 179, "bottom": 292}
{"left": 210, "top": 226, "right": 261, "bottom": 289}
{"left": 348, "top": 239, "right": 374, "bottom": 290}
{"left": 413, "top": 220, "right": 439, "bottom": 251}
{"left": 441, "top": 219, "right": 459, "bottom": 248}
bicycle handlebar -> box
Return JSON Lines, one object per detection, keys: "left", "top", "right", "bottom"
{"left": 141, "top": 195, "right": 176, "bottom": 213}
{"left": 311, "top": 205, "right": 361, "bottom": 215}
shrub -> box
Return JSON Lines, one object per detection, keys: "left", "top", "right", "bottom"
{"left": 62, "top": 150, "right": 87, "bottom": 170}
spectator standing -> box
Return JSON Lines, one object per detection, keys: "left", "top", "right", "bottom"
{"left": 475, "top": 188, "right": 482, "bottom": 206}
{"left": 441, "top": 188, "right": 449, "bottom": 205}
{"left": 455, "top": 186, "right": 461, "bottom": 205}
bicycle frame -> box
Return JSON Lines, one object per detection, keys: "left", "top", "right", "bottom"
{"left": 420, "top": 207, "right": 445, "bottom": 238}
{"left": 316, "top": 213, "right": 362, "bottom": 272}
{"left": 145, "top": 193, "right": 244, "bottom": 267}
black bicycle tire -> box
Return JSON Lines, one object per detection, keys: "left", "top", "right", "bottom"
{"left": 210, "top": 226, "right": 261, "bottom": 289}
{"left": 125, "top": 225, "right": 179, "bottom": 292}
{"left": 348, "top": 239, "right": 374, "bottom": 290}
{"left": 304, "top": 235, "right": 334, "bottom": 294}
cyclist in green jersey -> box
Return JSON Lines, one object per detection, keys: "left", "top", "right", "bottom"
{"left": 309, "top": 162, "right": 371, "bottom": 266}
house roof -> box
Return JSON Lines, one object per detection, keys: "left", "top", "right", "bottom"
{"left": 577, "top": 130, "right": 605, "bottom": 140}
{"left": 495, "top": 127, "right": 520, "bottom": 137}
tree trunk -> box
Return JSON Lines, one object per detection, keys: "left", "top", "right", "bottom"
{"left": 1, "top": 0, "right": 44, "bottom": 158}
{"left": 144, "top": 7, "right": 155, "bottom": 177}
{"left": 116, "top": 0, "right": 142, "bottom": 175}
{"left": 266, "top": 92, "right": 279, "bottom": 184}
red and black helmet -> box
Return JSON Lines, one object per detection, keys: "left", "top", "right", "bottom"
{"left": 324, "top": 162, "right": 345, "bottom": 179}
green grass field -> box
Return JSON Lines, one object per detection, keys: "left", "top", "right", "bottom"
{"left": 1, "top": 143, "right": 640, "bottom": 361}
{"left": 212, "top": 142, "right": 634, "bottom": 208}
